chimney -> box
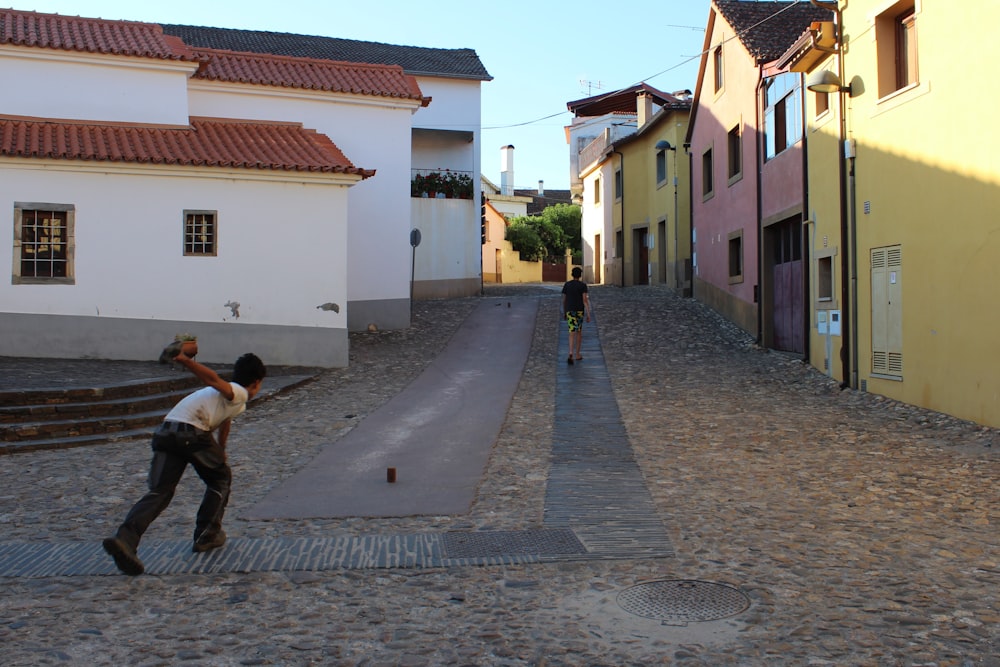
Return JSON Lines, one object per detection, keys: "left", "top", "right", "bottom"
{"left": 538, "top": 180, "right": 544, "bottom": 196}
{"left": 637, "top": 90, "right": 653, "bottom": 129}
{"left": 500, "top": 144, "right": 515, "bottom": 196}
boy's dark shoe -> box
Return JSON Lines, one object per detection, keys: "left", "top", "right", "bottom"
{"left": 102, "top": 536, "right": 144, "bottom": 576}
{"left": 192, "top": 530, "right": 226, "bottom": 553}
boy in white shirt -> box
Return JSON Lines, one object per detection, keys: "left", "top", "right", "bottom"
{"left": 102, "top": 343, "right": 266, "bottom": 575}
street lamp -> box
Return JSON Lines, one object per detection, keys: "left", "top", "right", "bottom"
{"left": 655, "top": 140, "right": 681, "bottom": 291}
{"left": 804, "top": 5, "right": 857, "bottom": 390}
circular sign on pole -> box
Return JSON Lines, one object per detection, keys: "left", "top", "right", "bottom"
{"left": 410, "top": 228, "right": 422, "bottom": 248}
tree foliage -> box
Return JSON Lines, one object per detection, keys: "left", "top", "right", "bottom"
{"left": 505, "top": 204, "right": 582, "bottom": 262}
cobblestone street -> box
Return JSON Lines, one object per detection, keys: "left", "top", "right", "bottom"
{"left": 0, "top": 284, "right": 997, "bottom": 666}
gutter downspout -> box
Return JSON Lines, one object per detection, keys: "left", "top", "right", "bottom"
{"left": 755, "top": 66, "right": 765, "bottom": 347}
{"left": 810, "top": 0, "right": 853, "bottom": 390}
{"left": 685, "top": 143, "right": 693, "bottom": 298}
{"left": 613, "top": 149, "right": 625, "bottom": 288}
{"left": 800, "top": 71, "right": 812, "bottom": 364}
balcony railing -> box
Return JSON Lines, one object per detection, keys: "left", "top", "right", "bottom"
{"left": 411, "top": 168, "right": 475, "bottom": 199}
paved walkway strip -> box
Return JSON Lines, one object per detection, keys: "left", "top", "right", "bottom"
{"left": 545, "top": 312, "right": 674, "bottom": 559}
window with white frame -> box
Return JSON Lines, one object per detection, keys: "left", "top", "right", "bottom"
{"left": 13, "top": 203, "right": 75, "bottom": 284}
{"left": 765, "top": 72, "right": 803, "bottom": 160}
{"left": 876, "top": 1, "right": 918, "bottom": 98}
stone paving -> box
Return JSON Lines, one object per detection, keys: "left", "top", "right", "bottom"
{"left": 0, "top": 284, "right": 998, "bottom": 666}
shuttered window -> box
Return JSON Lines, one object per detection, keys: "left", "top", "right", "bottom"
{"left": 871, "top": 246, "right": 903, "bottom": 376}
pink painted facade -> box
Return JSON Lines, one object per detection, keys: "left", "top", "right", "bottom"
{"left": 688, "top": 6, "right": 762, "bottom": 336}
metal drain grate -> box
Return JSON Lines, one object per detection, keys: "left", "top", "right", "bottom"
{"left": 617, "top": 580, "right": 750, "bottom": 624}
{"left": 442, "top": 529, "right": 586, "bottom": 559}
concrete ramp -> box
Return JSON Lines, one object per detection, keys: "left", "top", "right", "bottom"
{"left": 247, "top": 298, "right": 538, "bottom": 519}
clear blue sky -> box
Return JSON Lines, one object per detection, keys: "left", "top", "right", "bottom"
{"left": 8, "top": 0, "right": 711, "bottom": 190}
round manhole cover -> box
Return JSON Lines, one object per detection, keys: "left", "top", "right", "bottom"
{"left": 617, "top": 580, "right": 750, "bottom": 624}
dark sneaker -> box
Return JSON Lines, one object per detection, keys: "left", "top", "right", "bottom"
{"left": 193, "top": 530, "right": 226, "bottom": 553}
{"left": 102, "top": 536, "right": 144, "bottom": 576}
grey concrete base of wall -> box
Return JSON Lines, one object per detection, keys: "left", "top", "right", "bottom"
{"left": 0, "top": 313, "right": 348, "bottom": 368}
{"left": 692, "top": 277, "right": 757, "bottom": 337}
{"left": 347, "top": 297, "right": 410, "bottom": 333}
{"left": 411, "top": 278, "right": 480, "bottom": 301}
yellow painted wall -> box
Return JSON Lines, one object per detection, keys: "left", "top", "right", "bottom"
{"left": 806, "top": 2, "right": 1000, "bottom": 426}
{"left": 617, "top": 112, "right": 691, "bottom": 290}
{"left": 480, "top": 200, "right": 543, "bottom": 284}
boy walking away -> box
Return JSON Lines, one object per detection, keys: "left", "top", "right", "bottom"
{"left": 561, "top": 266, "right": 591, "bottom": 365}
{"left": 102, "top": 342, "right": 266, "bottom": 575}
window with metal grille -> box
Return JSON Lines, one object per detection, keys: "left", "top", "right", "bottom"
{"left": 184, "top": 211, "right": 217, "bottom": 256}
{"left": 13, "top": 204, "right": 74, "bottom": 284}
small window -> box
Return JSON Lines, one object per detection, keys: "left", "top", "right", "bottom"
{"left": 814, "top": 90, "right": 830, "bottom": 117}
{"left": 727, "top": 230, "right": 743, "bottom": 283}
{"left": 184, "top": 211, "right": 217, "bottom": 256}
{"left": 876, "top": 1, "right": 918, "bottom": 98}
{"left": 702, "top": 148, "right": 714, "bottom": 198}
{"left": 614, "top": 169, "right": 623, "bottom": 200}
{"left": 656, "top": 149, "right": 667, "bottom": 185}
{"left": 817, "top": 255, "right": 833, "bottom": 301}
{"left": 13, "top": 203, "right": 75, "bottom": 284}
{"left": 727, "top": 125, "right": 742, "bottom": 182}
{"left": 713, "top": 45, "right": 724, "bottom": 92}
{"left": 594, "top": 176, "right": 601, "bottom": 204}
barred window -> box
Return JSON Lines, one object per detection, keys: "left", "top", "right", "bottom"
{"left": 13, "top": 204, "right": 74, "bottom": 284}
{"left": 184, "top": 211, "right": 217, "bottom": 256}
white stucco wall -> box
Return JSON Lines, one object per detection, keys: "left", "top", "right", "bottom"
{"left": 0, "top": 46, "right": 193, "bottom": 125}
{"left": 1, "top": 160, "right": 353, "bottom": 365}
{"left": 187, "top": 83, "right": 419, "bottom": 329}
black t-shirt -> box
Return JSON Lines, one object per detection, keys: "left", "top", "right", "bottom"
{"left": 562, "top": 279, "right": 588, "bottom": 312}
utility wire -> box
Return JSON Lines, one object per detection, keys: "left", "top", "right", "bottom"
{"left": 483, "top": 0, "right": 807, "bottom": 131}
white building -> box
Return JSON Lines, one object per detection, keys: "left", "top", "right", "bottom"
{"left": 0, "top": 9, "right": 490, "bottom": 366}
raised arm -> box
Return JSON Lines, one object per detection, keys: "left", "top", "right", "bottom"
{"left": 174, "top": 345, "right": 235, "bottom": 400}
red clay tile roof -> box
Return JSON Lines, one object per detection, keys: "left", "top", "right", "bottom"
{"left": 0, "top": 9, "right": 197, "bottom": 61}
{"left": 0, "top": 116, "right": 374, "bottom": 177}
{"left": 193, "top": 48, "right": 428, "bottom": 104}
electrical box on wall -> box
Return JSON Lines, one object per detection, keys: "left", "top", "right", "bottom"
{"left": 828, "top": 310, "right": 841, "bottom": 336}
{"left": 817, "top": 310, "right": 842, "bottom": 336}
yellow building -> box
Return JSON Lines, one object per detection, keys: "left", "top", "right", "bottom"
{"left": 603, "top": 101, "right": 691, "bottom": 291}
{"left": 785, "top": 1, "right": 1000, "bottom": 427}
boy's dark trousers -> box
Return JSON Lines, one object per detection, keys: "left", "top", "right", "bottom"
{"left": 114, "top": 422, "right": 232, "bottom": 549}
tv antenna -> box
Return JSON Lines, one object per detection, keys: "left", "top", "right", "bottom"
{"left": 579, "top": 79, "right": 604, "bottom": 96}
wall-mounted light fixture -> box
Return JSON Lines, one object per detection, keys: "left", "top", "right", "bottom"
{"left": 806, "top": 69, "right": 853, "bottom": 96}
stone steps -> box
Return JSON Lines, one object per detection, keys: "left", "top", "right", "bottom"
{"left": 0, "top": 373, "right": 315, "bottom": 454}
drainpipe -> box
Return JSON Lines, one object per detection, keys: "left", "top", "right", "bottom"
{"left": 755, "top": 66, "right": 765, "bottom": 347}
{"left": 613, "top": 149, "right": 625, "bottom": 288}
{"left": 800, "top": 72, "right": 812, "bottom": 363}
{"left": 810, "top": 0, "right": 853, "bottom": 389}
{"left": 685, "top": 143, "right": 693, "bottom": 298}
